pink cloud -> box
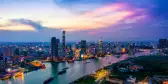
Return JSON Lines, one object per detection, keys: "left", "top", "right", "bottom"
{"left": 82, "top": 3, "right": 128, "bottom": 17}
{"left": 76, "top": 3, "right": 135, "bottom": 30}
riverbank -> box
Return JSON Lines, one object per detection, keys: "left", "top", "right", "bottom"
{"left": 70, "top": 55, "right": 168, "bottom": 84}
{"left": 0, "top": 60, "right": 46, "bottom": 81}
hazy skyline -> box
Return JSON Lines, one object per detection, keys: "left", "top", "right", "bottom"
{"left": 0, "top": 0, "right": 168, "bottom": 42}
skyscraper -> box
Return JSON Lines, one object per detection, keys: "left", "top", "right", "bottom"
{"left": 99, "top": 37, "right": 103, "bottom": 55}
{"left": 51, "top": 37, "right": 59, "bottom": 61}
{"left": 0, "top": 53, "right": 3, "bottom": 61}
{"left": 0, "top": 46, "right": 15, "bottom": 56}
{"left": 81, "top": 40, "right": 87, "bottom": 54}
{"left": 56, "top": 39, "right": 60, "bottom": 57}
{"left": 62, "top": 31, "right": 66, "bottom": 52}
{"left": 14, "top": 48, "right": 20, "bottom": 56}
{"left": 56, "top": 39, "right": 60, "bottom": 48}
{"left": 159, "top": 39, "right": 168, "bottom": 48}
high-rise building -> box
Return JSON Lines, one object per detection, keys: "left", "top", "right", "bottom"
{"left": 126, "top": 43, "right": 135, "bottom": 56}
{"left": 0, "top": 46, "right": 15, "bottom": 56}
{"left": 62, "top": 31, "right": 66, "bottom": 52}
{"left": 159, "top": 39, "right": 168, "bottom": 48}
{"left": 56, "top": 39, "right": 60, "bottom": 57}
{"left": 56, "top": 39, "right": 60, "bottom": 48}
{"left": 51, "top": 37, "right": 59, "bottom": 61}
{"left": 99, "top": 37, "right": 103, "bottom": 55}
{"left": 0, "top": 53, "right": 3, "bottom": 61}
{"left": 66, "top": 45, "right": 73, "bottom": 58}
{"left": 14, "top": 48, "right": 20, "bottom": 56}
{"left": 81, "top": 40, "right": 87, "bottom": 54}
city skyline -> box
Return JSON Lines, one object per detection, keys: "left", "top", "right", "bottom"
{"left": 0, "top": 0, "right": 168, "bottom": 42}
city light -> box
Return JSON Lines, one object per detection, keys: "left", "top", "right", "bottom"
{"left": 122, "top": 48, "right": 126, "bottom": 53}
{"left": 6, "top": 68, "right": 11, "bottom": 73}
{"left": 94, "top": 69, "right": 110, "bottom": 81}
{"left": 163, "top": 81, "right": 168, "bottom": 84}
{"left": 81, "top": 54, "right": 84, "bottom": 58}
{"left": 138, "top": 82, "right": 148, "bottom": 84}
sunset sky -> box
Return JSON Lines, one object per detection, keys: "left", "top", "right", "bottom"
{"left": 0, "top": 0, "right": 168, "bottom": 42}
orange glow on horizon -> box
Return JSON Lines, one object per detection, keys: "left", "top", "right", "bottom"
{"left": 0, "top": 24, "right": 36, "bottom": 31}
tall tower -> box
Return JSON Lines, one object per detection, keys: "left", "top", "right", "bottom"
{"left": 81, "top": 40, "right": 87, "bottom": 54}
{"left": 62, "top": 31, "right": 66, "bottom": 54}
{"left": 56, "top": 39, "right": 60, "bottom": 57}
{"left": 99, "top": 37, "right": 103, "bottom": 55}
{"left": 51, "top": 37, "right": 58, "bottom": 61}
{"left": 56, "top": 39, "right": 60, "bottom": 49}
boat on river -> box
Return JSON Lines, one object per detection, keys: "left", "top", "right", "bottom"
{"left": 63, "top": 67, "right": 69, "bottom": 70}
{"left": 58, "top": 69, "right": 66, "bottom": 75}
{"left": 86, "top": 62, "right": 91, "bottom": 64}
{"left": 43, "top": 77, "right": 54, "bottom": 84}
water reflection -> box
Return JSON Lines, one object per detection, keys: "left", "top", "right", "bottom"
{"left": 13, "top": 74, "right": 24, "bottom": 84}
{"left": 7, "top": 81, "right": 12, "bottom": 84}
{"left": 51, "top": 62, "right": 59, "bottom": 76}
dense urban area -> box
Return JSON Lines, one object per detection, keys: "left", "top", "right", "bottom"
{"left": 0, "top": 31, "right": 168, "bottom": 84}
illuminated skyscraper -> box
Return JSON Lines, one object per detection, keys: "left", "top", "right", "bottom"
{"left": 99, "top": 37, "right": 103, "bottom": 55}
{"left": 51, "top": 37, "right": 59, "bottom": 61}
{"left": 81, "top": 40, "right": 87, "bottom": 54}
{"left": 62, "top": 31, "right": 66, "bottom": 52}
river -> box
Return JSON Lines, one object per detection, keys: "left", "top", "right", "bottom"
{"left": 0, "top": 50, "right": 152, "bottom": 84}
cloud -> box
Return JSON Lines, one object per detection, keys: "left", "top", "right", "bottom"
{"left": 8, "top": 18, "right": 64, "bottom": 32}
{"left": 0, "top": 19, "right": 54, "bottom": 31}
{"left": 0, "top": 23, "right": 13, "bottom": 27}
{"left": 0, "top": 3, "right": 144, "bottom": 32}
{"left": 11, "top": 19, "right": 45, "bottom": 31}
{"left": 42, "top": 3, "right": 137, "bottom": 31}
{"left": 124, "top": 15, "right": 146, "bottom": 24}
{"left": 0, "top": 0, "right": 147, "bottom": 32}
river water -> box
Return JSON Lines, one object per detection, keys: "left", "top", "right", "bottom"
{"left": 0, "top": 50, "right": 152, "bottom": 84}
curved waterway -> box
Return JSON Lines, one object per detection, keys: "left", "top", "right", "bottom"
{"left": 0, "top": 51, "right": 152, "bottom": 84}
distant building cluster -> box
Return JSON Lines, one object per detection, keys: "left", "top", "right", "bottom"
{"left": 0, "top": 30, "right": 159, "bottom": 63}
{"left": 159, "top": 39, "right": 168, "bottom": 48}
